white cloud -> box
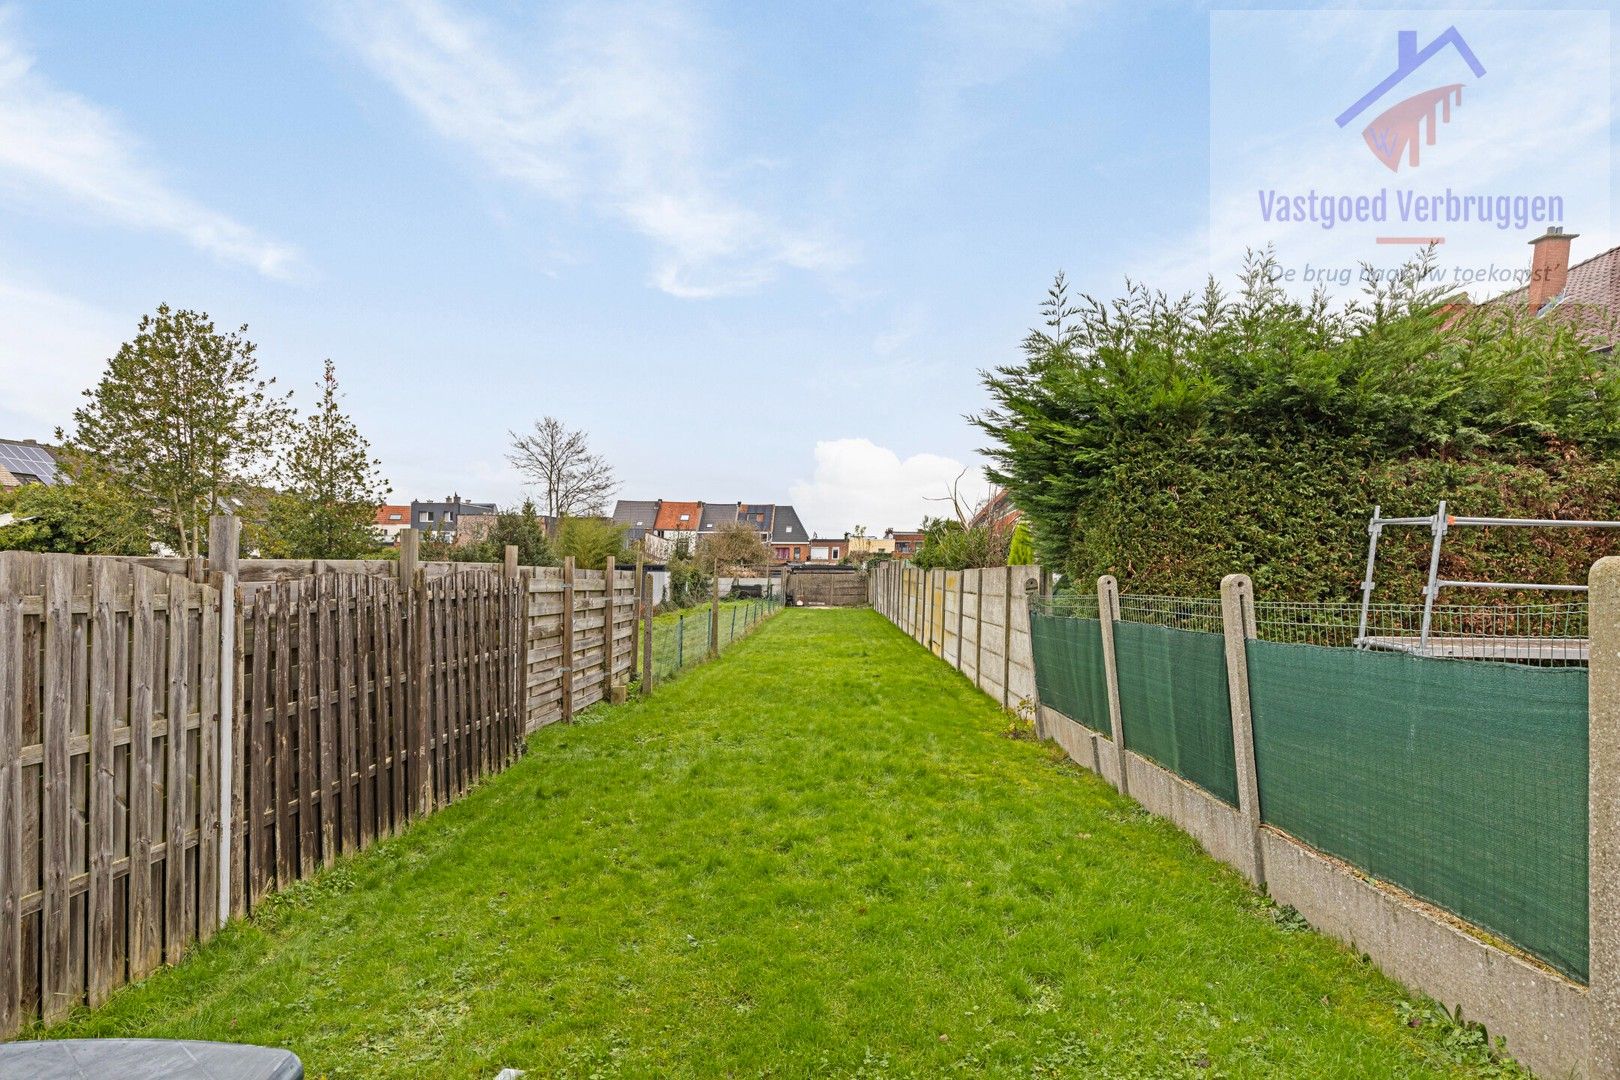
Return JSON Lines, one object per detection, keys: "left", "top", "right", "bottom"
{"left": 0, "top": 274, "right": 125, "bottom": 434}
{"left": 789, "top": 437, "right": 978, "bottom": 538}
{"left": 0, "top": 10, "right": 298, "bottom": 278}
{"left": 328, "top": 0, "right": 848, "bottom": 298}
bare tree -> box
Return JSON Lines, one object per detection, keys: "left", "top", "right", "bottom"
{"left": 507, "top": 416, "right": 619, "bottom": 526}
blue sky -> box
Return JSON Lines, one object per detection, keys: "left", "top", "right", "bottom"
{"left": 0, "top": 2, "right": 1612, "bottom": 536}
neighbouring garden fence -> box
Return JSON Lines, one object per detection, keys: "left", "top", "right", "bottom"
{"left": 644, "top": 596, "right": 781, "bottom": 685}
{"left": 868, "top": 558, "right": 1620, "bottom": 1080}
{"left": 0, "top": 521, "right": 736, "bottom": 1037}
{"left": 868, "top": 563, "right": 1041, "bottom": 709}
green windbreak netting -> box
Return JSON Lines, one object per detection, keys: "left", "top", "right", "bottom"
{"left": 1246, "top": 641, "right": 1589, "bottom": 981}
{"left": 1029, "top": 613, "right": 1111, "bottom": 735}
{"left": 1113, "top": 621, "right": 1238, "bottom": 806}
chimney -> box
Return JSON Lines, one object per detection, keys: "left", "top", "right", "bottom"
{"left": 1527, "top": 226, "right": 1579, "bottom": 314}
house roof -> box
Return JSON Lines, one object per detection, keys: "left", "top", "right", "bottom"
{"left": 699, "top": 503, "right": 739, "bottom": 532}
{"left": 738, "top": 503, "right": 775, "bottom": 534}
{"left": 612, "top": 499, "right": 661, "bottom": 528}
{"left": 1488, "top": 242, "right": 1620, "bottom": 350}
{"left": 654, "top": 500, "right": 703, "bottom": 530}
{"left": 0, "top": 440, "right": 61, "bottom": 486}
{"left": 769, "top": 505, "right": 807, "bottom": 543}
{"left": 375, "top": 504, "right": 410, "bottom": 525}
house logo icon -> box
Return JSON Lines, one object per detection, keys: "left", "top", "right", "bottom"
{"left": 1336, "top": 28, "right": 1485, "bottom": 172}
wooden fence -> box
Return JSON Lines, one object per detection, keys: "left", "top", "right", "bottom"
{"left": 0, "top": 527, "right": 644, "bottom": 1036}
{"left": 869, "top": 562, "right": 1041, "bottom": 709}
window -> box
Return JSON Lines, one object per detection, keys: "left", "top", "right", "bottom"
{"left": 388, "top": 513, "right": 402, "bottom": 522}
{"left": 832, "top": 548, "right": 840, "bottom": 559}
{"left": 784, "top": 525, "right": 793, "bottom": 533}
{"left": 679, "top": 513, "right": 690, "bottom": 522}
{"left": 420, "top": 511, "right": 434, "bottom": 522}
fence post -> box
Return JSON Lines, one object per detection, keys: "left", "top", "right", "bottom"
{"left": 1097, "top": 575, "right": 1128, "bottom": 797}
{"left": 206, "top": 514, "right": 240, "bottom": 928}
{"left": 709, "top": 557, "right": 721, "bottom": 659}
{"left": 1588, "top": 557, "right": 1620, "bottom": 1078}
{"left": 502, "top": 546, "right": 526, "bottom": 739}
{"left": 399, "top": 529, "right": 419, "bottom": 588}
{"left": 603, "top": 556, "right": 616, "bottom": 695}
{"left": 400, "top": 529, "right": 429, "bottom": 815}
{"left": 561, "top": 557, "right": 576, "bottom": 722}
{"left": 1220, "top": 573, "right": 1266, "bottom": 888}
{"left": 641, "top": 571, "right": 654, "bottom": 696}
{"left": 1001, "top": 566, "right": 1014, "bottom": 709}
{"left": 630, "top": 554, "right": 643, "bottom": 683}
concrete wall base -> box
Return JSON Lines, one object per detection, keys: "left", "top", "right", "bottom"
{"left": 1261, "top": 829, "right": 1589, "bottom": 1080}
{"left": 1040, "top": 704, "right": 1590, "bottom": 1078}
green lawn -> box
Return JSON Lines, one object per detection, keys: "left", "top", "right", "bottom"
{"left": 33, "top": 609, "right": 1518, "bottom": 1077}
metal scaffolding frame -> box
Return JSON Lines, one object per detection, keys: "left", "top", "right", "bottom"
{"left": 1355, "top": 500, "right": 1620, "bottom": 655}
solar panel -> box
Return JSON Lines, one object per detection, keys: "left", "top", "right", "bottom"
{"left": 0, "top": 443, "right": 59, "bottom": 485}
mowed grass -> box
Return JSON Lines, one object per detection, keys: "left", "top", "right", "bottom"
{"left": 33, "top": 609, "right": 1516, "bottom": 1078}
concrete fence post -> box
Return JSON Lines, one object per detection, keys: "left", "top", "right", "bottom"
{"left": 1001, "top": 567, "right": 1013, "bottom": 708}
{"left": 1588, "top": 557, "right": 1620, "bottom": 1078}
{"left": 1220, "top": 573, "right": 1266, "bottom": 888}
{"left": 1097, "top": 575, "right": 1128, "bottom": 796}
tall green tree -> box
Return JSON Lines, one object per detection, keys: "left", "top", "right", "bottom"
{"left": 973, "top": 251, "right": 1620, "bottom": 597}
{"left": 553, "top": 516, "right": 629, "bottom": 570}
{"left": 0, "top": 462, "right": 149, "bottom": 555}
{"left": 263, "top": 360, "right": 388, "bottom": 559}
{"left": 62, "top": 305, "right": 293, "bottom": 557}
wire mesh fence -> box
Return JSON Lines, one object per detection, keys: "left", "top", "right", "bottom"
{"left": 1116, "top": 594, "right": 1225, "bottom": 635}
{"left": 1036, "top": 589, "right": 1589, "bottom": 667}
{"left": 1032, "top": 593, "right": 1101, "bottom": 619}
{"left": 646, "top": 595, "right": 781, "bottom": 683}
{"left": 1253, "top": 598, "right": 1589, "bottom": 666}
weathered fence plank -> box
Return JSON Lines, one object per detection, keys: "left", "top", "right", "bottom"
{"left": 0, "top": 547, "right": 638, "bottom": 1037}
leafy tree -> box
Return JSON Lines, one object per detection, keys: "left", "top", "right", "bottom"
{"left": 62, "top": 305, "right": 294, "bottom": 557}
{"left": 553, "top": 516, "right": 629, "bottom": 570}
{"left": 912, "top": 516, "right": 1005, "bottom": 571}
{"left": 262, "top": 360, "right": 388, "bottom": 559}
{"left": 1007, "top": 520, "right": 1034, "bottom": 565}
{"left": 446, "top": 500, "right": 556, "bottom": 565}
{"left": 663, "top": 539, "right": 714, "bottom": 610}
{"left": 695, "top": 520, "right": 770, "bottom": 569}
{"left": 507, "top": 417, "right": 619, "bottom": 526}
{"left": 0, "top": 467, "right": 149, "bottom": 554}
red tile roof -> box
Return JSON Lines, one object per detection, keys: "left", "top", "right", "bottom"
{"left": 1489, "top": 242, "right": 1620, "bottom": 349}
{"left": 375, "top": 504, "right": 410, "bottom": 525}
{"left": 654, "top": 501, "right": 703, "bottom": 530}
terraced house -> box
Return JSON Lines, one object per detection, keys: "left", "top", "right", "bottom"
{"left": 611, "top": 499, "right": 810, "bottom": 563}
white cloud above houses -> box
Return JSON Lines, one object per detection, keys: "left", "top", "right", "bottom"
{"left": 789, "top": 437, "right": 983, "bottom": 539}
